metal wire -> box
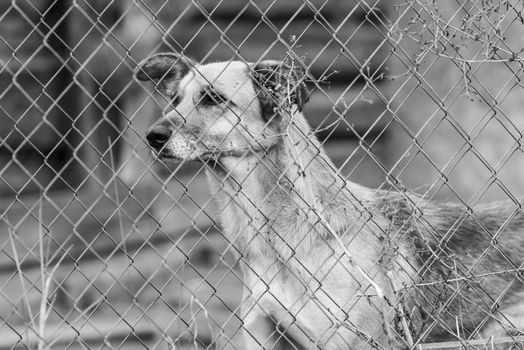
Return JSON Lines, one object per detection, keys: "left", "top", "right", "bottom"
{"left": 1, "top": 0, "right": 524, "bottom": 349}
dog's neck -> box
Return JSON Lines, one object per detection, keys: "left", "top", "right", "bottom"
{"left": 205, "top": 111, "right": 372, "bottom": 261}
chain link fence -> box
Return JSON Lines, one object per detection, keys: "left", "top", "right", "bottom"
{"left": 2, "top": 0, "right": 524, "bottom": 349}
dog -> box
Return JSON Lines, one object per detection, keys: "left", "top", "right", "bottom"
{"left": 135, "top": 52, "right": 524, "bottom": 349}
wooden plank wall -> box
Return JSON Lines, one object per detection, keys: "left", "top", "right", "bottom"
{"left": 0, "top": 0, "right": 80, "bottom": 196}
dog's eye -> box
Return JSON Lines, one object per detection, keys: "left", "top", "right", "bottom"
{"left": 200, "top": 88, "right": 227, "bottom": 106}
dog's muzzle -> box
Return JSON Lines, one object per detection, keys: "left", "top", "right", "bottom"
{"left": 146, "top": 124, "right": 172, "bottom": 152}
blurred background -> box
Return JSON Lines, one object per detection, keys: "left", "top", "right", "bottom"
{"left": 1, "top": 0, "right": 524, "bottom": 349}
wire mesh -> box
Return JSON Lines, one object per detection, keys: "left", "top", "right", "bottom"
{"left": 2, "top": 0, "right": 524, "bottom": 349}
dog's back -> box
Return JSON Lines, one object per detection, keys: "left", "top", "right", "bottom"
{"left": 373, "top": 190, "right": 524, "bottom": 340}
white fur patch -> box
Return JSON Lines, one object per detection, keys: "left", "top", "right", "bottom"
{"left": 167, "top": 136, "right": 194, "bottom": 160}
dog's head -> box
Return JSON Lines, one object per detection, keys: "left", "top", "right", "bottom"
{"left": 135, "top": 52, "right": 309, "bottom": 162}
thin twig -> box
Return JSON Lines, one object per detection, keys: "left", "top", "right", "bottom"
{"left": 8, "top": 225, "right": 37, "bottom": 334}
{"left": 387, "top": 270, "right": 414, "bottom": 348}
{"left": 42, "top": 244, "right": 73, "bottom": 349}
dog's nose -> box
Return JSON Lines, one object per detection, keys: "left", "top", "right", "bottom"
{"left": 146, "top": 124, "right": 172, "bottom": 151}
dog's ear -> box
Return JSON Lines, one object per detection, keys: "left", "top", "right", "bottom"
{"left": 250, "top": 60, "right": 309, "bottom": 121}
{"left": 135, "top": 52, "right": 196, "bottom": 97}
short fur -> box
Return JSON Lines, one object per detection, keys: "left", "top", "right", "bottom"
{"left": 136, "top": 53, "right": 524, "bottom": 349}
